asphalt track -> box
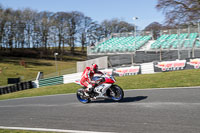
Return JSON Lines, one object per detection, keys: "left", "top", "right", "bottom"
{"left": 0, "top": 87, "right": 200, "bottom": 133}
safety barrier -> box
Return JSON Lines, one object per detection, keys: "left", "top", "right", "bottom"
{"left": 153, "top": 58, "right": 200, "bottom": 72}
{"left": 3, "top": 57, "right": 200, "bottom": 92}
{"left": 38, "top": 76, "right": 63, "bottom": 87}
{"left": 0, "top": 81, "right": 33, "bottom": 95}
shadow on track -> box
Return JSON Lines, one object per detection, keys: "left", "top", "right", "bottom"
{"left": 91, "top": 96, "right": 148, "bottom": 103}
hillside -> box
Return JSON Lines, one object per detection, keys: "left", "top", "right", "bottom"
{"left": 0, "top": 49, "right": 86, "bottom": 86}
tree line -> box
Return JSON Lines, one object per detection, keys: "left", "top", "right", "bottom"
{"left": 0, "top": 0, "right": 199, "bottom": 57}
{"left": 0, "top": 5, "right": 135, "bottom": 56}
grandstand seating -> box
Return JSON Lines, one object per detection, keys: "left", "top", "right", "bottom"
{"left": 196, "top": 41, "right": 200, "bottom": 47}
{"left": 151, "top": 33, "right": 199, "bottom": 49}
{"left": 90, "top": 32, "right": 199, "bottom": 54}
{"left": 91, "top": 35, "right": 152, "bottom": 53}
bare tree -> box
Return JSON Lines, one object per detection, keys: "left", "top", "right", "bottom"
{"left": 39, "top": 11, "right": 53, "bottom": 53}
{"left": 156, "top": 0, "right": 200, "bottom": 25}
{"left": 100, "top": 20, "right": 113, "bottom": 38}
{"left": 53, "top": 12, "right": 69, "bottom": 52}
{"left": 21, "top": 8, "right": 37, "bottom": 48}
{"left": 100, "top": 18, "right": 135, "bottom": 38}
{"left": 67, "top": 11, "right": 84, "bottom": 54}
{"left": 78, "top": 16, "right": 99, "bottom": 52}
{"left": 3, "top": 8, "right": 15, "bottom": 51}
{"left": 0, "top": 5, "right": 6, "bottom": 50}
{"left": 144, "top": 22, "right": 163, "bottom": 39}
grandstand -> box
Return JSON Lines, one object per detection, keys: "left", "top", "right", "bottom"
{"left": 151, "top": 33, "right": 199, "bottom": 49}
{"left": 90, "top": 35, "right": 152, "bottom": 53}
{"left": 87, "top": 26, "right": 200, "bottom": 66}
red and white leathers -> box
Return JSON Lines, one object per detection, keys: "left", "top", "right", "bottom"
{"left": 80, "top": 67, "right": 103, "bottom": 91}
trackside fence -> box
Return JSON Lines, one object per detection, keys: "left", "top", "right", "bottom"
{"left": 2, "top": 57, "right": 200, "bottom": 95}
{"left": 32, "top": 73, "right": 81, "bottom": 88}
{"left": 39, "top": 76, "right": 63, "bottom": 87}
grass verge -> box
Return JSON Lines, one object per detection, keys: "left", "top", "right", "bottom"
{"left": 0, "top": 57, "right": 82, "bottom": 86}
{"left": 1, "top": 69, "right": 200, "bottom": 101}
{"left": 116, "top": 69, "right": 200, "bottom": 89}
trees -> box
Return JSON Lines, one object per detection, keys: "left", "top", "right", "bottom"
{"left": 0, "top": 5, "right": 6, "bottom": 50}
{"left": 100, "top": 18, "right": 135, "bottom": 38}
{"left": 144, "top": 22, "right": 163, "bottom": 39}
{"left": 156, "top": 0, "right": 200, "bottom": 25}
{"left": 0, "top": 6, "right": 136, "bottom": 57}
{"left": 67, "top": 11, "right": 84, "bottom": 54}
{"left": 79, "top": 16, "right": 95, "bottom": 52}
{"left": 39, "top": 11, "right": 53, "bottom": 54}
{"left": 22, "top": 8, "right": 37, "bottom": 49}
{"left": 52, "top": 12, "right": 69, "bottom": 53}
{"left": 3, "top": 8, "right": 15, "bottom": 51}
{"left": 0, "top": 8, "right": 88, "bottom": 56}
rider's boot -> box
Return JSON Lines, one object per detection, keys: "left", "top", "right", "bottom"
{"left": 84, "top": 85, "right": 93, "bottom": 96}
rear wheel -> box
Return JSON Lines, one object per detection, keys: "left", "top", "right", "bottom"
{"left": 76, "top": 88, "right": 91, "bottom": 104}
{"left": 108, "top": 85, "right": 124, "bottom": 102}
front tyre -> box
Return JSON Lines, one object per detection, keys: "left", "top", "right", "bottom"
{"left": 76, "top": 88, "right": 91, "bottom": 104}
{"left": 109, "top": 85, "right": 124, "bottom": 102}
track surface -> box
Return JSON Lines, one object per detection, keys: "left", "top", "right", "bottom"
{"left": 0, "top": 87, "right": 200, "bottom": 133}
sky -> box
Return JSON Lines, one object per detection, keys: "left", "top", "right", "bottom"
{"left": 0, "top": 0, "right": 165, "bottom": 30}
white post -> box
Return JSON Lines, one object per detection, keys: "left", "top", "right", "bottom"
{"left": 132, "top": 17, "right": 138, "bottom": 64}
{"left": 54, "top": 53, "right": 58, "bottom": 76}
{"left": 188, "top": 24, "right": 190, "bottom": 34}
{"left": 133, "top": 17, "right": 138, "bottom": 37}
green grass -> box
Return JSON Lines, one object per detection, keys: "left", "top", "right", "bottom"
{"left": 0, "top": 56, "right": 86, "bottom": 86}
{"left": 116, "top": 69, "right": 200, "bottom": 89}
{"left": 1, "top": 69, "right": 200, "bottom": 101}
{"left": 0, "top": 83, "right": 79, "bottom": 100}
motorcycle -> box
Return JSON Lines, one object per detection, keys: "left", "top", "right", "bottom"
{"left": 75, "top": 73, "right": 124, "bottom": 103}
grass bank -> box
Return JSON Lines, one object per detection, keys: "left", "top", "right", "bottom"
{"left": 116, "top": 69, "right": 200, "bottom": 89}
{"left": 1, "top": 69, "right": 200, "bottom": 101}
{"left": 0, "top": 56, "right": 86, "bottom": 86}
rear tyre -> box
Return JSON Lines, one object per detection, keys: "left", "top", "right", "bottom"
{"left": 109, "top": 85, "right": 124, "bottom": 102}
{"left": 76, "top": 88, "right": 91, "bottom": 104}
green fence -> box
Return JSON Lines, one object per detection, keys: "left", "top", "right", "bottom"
{"left": 39, "top": 76, "right": 63, "bottom": 87}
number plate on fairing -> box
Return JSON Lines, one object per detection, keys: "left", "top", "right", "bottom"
{"left": 94, "top": 84, "right": 112, "bottom": 94}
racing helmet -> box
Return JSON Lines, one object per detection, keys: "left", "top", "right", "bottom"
{"left": 90, "top": 64, "right": 98, "bottom": 73}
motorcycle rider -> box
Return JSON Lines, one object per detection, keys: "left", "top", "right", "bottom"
{"left": 80, "top": 64, "right": 103, "bottom": 96}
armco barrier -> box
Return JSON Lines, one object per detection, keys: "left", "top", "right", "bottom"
{"left": 39, "top": 76, "right": 63, "bottom": 87}
{"left": 0, "top": 81, "right": 33, "bottom": 95}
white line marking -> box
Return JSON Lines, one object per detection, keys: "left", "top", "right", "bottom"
{"left": 0, "top": 126, "right": 116, "bottom": 133}
{"left": 124, "top": 86, "right": 200, "bottom": 91}
{"left": 0, "top": 93, "right": 76, "bottom": 102}
{"left": 0, "top": 103, "right": 76, "bottom": 108}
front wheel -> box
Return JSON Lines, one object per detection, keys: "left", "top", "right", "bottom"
{"left": 76, "top": 88, "right": 91, "bottom": 104}
{"left": 108, "top": 85, "right": 124, "bottom": 102}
